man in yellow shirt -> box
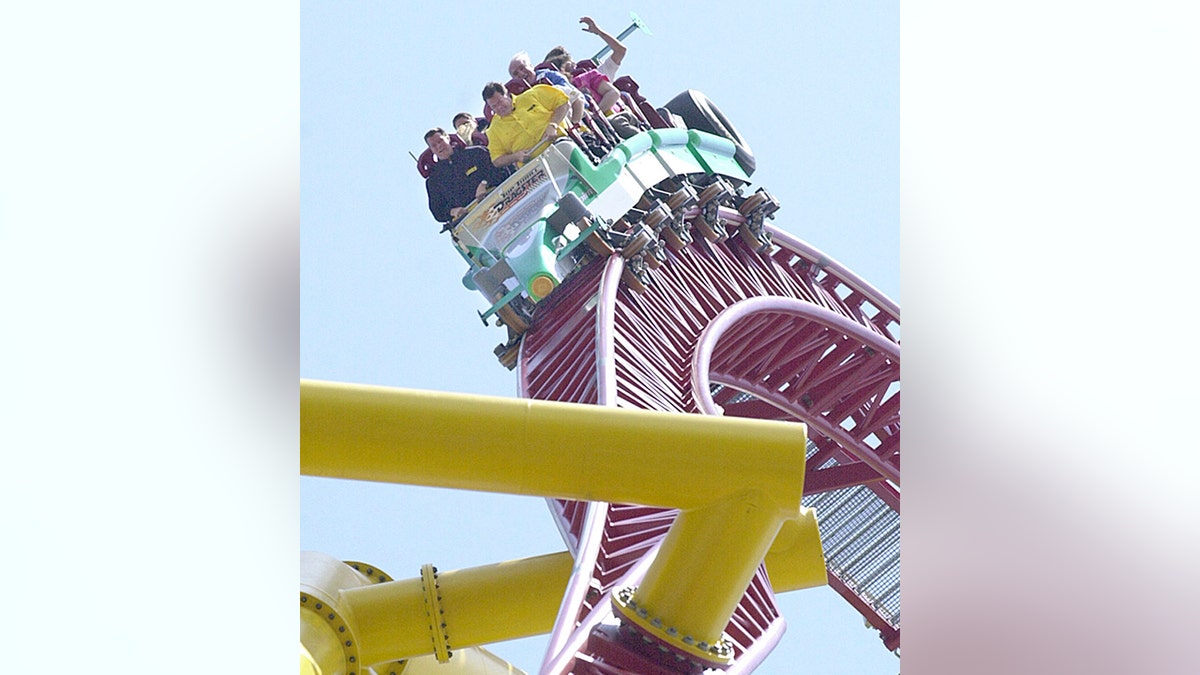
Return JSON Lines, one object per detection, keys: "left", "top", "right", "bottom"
{"left": 482, "top": 81, "right": 570, "bottom": 167}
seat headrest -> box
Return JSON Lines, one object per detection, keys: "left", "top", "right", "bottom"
{"left": 417, "top": 147, "right": 436, "bottom": 178}
{"left": 505, "top": 76, "right": 531, "bottom": 96}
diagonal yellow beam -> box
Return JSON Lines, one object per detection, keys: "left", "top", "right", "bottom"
{"left": 301, "top": 379, "right": 807, "bottom": 515}
{"left": 300, "top": 378, "right": 825, "bottom": 667}
{"left": 301, "top": 550, "right": 571, "bottom": 672}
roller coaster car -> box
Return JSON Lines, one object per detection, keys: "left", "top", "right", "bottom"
{"left": 443, "top": 87, "right": 762, "bottom": 365}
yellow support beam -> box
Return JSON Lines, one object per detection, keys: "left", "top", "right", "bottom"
{"left": 763, "top": 509, "right": 828, "bottom": 593}
{"left": 398, "top": 647, "right": 532, "bottom": 675}
{"left": 301, "top": 379, "right": 807, "bottom": 515}
{"left": 632, "top": 489, "right": 785, "bottom": 645}
{"left": 300, "top": 551, "right": 572, "bottom": 673}
{"left": 300, "top": 379, "right": 825, "bottom": 670}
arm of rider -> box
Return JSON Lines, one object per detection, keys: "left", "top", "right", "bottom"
{"left": 543, "top": 102, "right": 570, "bottom": 142}
{"left": 493, "top": 148, "right": 531, "bottom": 167}
{"left": 569, "top": 96, "right": 585, "bottom": 127}
{"left": 595, "top": 80, "right": 621, "bottom": 114}
{"left": 580, "top": 16, "right": 626, "bottom": 66}
{"left": 474, "top": 180, "right": 490, "bottom": 199}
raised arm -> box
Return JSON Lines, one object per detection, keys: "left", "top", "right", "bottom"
{"left": 580, "top": 16, "right": 626, "bottom": 66}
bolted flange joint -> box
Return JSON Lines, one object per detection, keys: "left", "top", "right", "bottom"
{"left": 611, "top": 586, "right": 735, "bottom": 669}
{"left": 300, "top": 592, "right": 363, "bottom": 675}
{"left": 419, "top": 563, "right": 453, "bottom": 663}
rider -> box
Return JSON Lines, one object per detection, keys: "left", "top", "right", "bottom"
{"left": 481, "top": 81, "right": 571, "bottom": 168}
{"left": 423, "top": 127, "right": 511, "bottom": 223}
{"left": 452, "top": 112, "right": 489, "bottom": 147}
{"left": 545, "top": 52, "right": 638, "bottom": 139}
{"left": 544, "top": 16, "right": 628, "bottom": 82}
{"left": 508, "top": 51, "right": 584, "bottom": 127}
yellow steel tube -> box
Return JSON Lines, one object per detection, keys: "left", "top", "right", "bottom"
{"left": 300, "top": 551, "right": 376, "bottom": 675}
{"left": 398, "top": 647, "right": 531, "bottom": 675}
{"left": 300, "top": 380, "right": 806, "bottom": 515}
{"left": 763, "top": 508, "right": 828, "bottom": 592}
{"left": 342, "top": 551, "right": 572, "bottom": 666}
{"left": 632, "top": 489, "right": 786, "bottom": 644}
{"left": 300, "top": 609, "right": 344, "bottom": 675}
{"left": 300, "top": 644, "right": 320, "bottom": 675}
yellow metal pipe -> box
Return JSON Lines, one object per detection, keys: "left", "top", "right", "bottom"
{"left": 300, "top": 644, "right": 320, "bottom": 675}
{"left": 398, "top": 647, "right": 530, "bottom": 675}
{"left": 300, "top": 551, "right": 572, "bottom": 673}
{"left": 341, "top": 551, "right": 572, "bottom": 667}
{"left": 611, "top": 498, "right": 826, "bottom": 666}
{"left": 300, "top": 380, "right": 807, "bottom": 515}
{"left": 301, "top": 380, "right": 823, "bottom": 668}
{"left": 300, "top": 551, "right": 376, "bottom": 675}
{"left": 301, "top": 609, "right": 343, "bottom": 675}
{"left": 632, "top": 489, "right": 785, "bottom": 645}
{"left": 763, "top": 508, "right": 828, "bottom": 592}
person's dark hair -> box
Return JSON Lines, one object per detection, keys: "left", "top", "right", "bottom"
{"left": 452, "top": 112, "right": 473, "bottom": 126}
{"left": 424, "top": 127, "right": 445, "bottom": 141}
{"left": 481, "top": 82, "right": 507, "bottom": 101}
{"left": 546, "top": 54, "right": 571, "bottom": 73}
{"left": 544, "top": 45, "right": 570, "bottom": 62}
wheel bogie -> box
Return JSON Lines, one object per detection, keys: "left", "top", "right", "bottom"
{"left": 496, "top": 303, "right": 530, "bottom": 335}
{"left": 621, "top": 266, "right": 649, "bottom": 294}
{"left": 694, "top": 216, "right": 722, "bottom": 242}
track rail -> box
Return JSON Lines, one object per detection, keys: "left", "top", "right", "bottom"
{"left": 518, "top": 217, "right": 900, "bottom": 672}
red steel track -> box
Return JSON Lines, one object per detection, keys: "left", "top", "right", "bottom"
{"left": 517, "top": 216, "right": 900, "bottom": 673}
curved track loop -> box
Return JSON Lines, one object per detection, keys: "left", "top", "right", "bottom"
{"left": 518, "top": 223, "right": 900, "bottom": 672}
{"left": 692, "top": 296, "right": 900, "bottom": 486}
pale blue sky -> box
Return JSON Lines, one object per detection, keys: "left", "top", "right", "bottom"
{"left": 4, "top": 2, "right": 1198, "bottom": 673}
{"left": 300, "top": 2, "right": 898, "bottom": 673}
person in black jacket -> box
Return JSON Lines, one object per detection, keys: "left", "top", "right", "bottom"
{"left": 423, "top": 127, "right": 511, "bottom": 223}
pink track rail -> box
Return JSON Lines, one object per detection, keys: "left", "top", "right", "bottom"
{"left": 517, "top": 222, "right": 900, "bottom": 673}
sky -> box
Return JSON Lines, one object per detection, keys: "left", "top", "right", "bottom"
{"left": 300, "top": 2, "right": 899, "bottom": 673}
{"left": 6, "top": 2, "right": 1198, "bottom": 674}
